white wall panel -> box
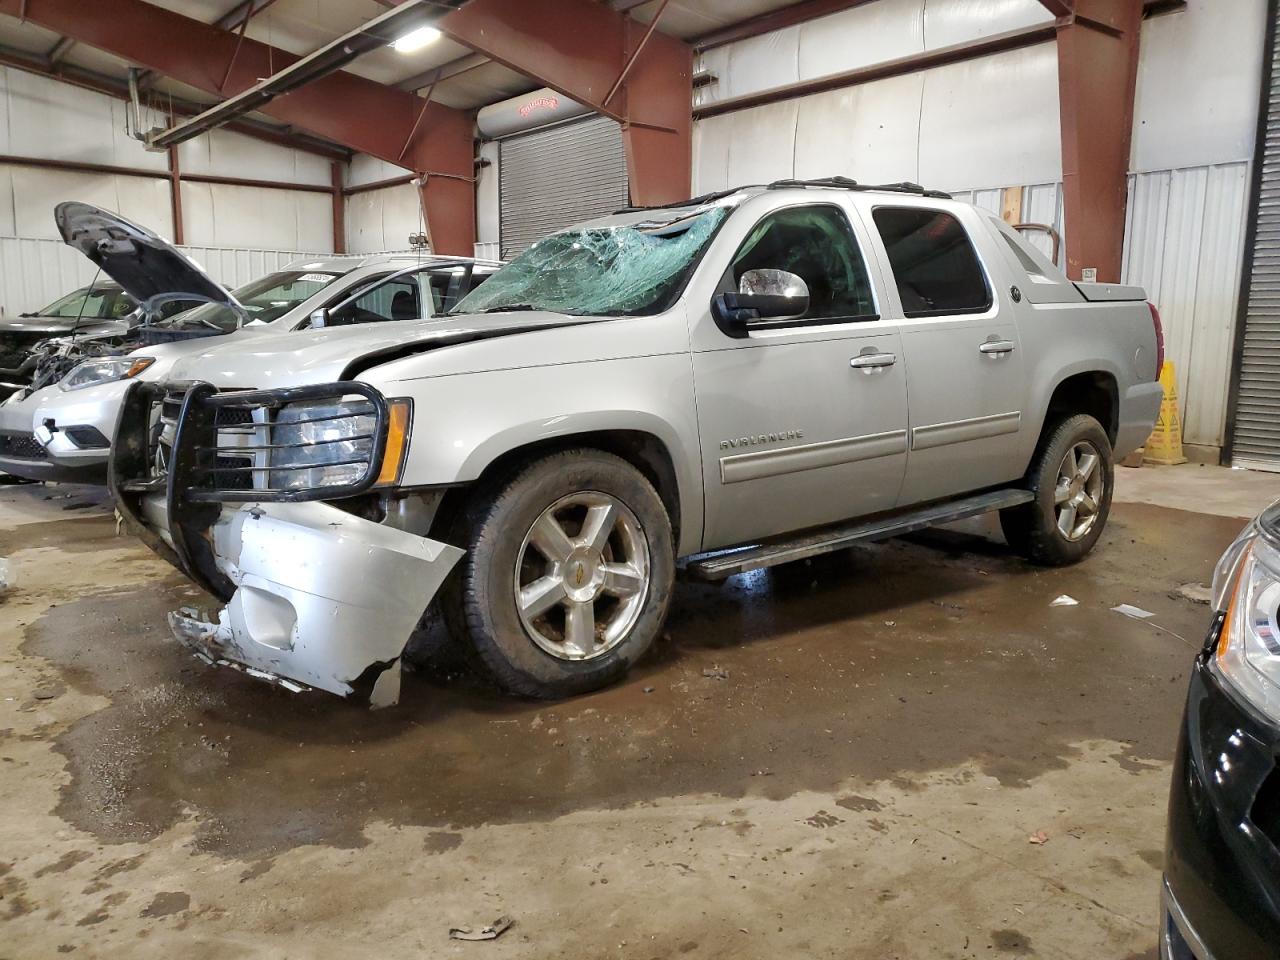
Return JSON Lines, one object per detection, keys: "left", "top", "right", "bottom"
{"left": 2, "top": 67, "right": 168, "bottom": 171}
{"left": 180, "top": 182, "right": 332, "bottom": 251}
{"left": 722, "top": 27, "right": 801, "bottom": 101}
{"left": 6, "top": 164, "right": 173, "bottom": 240}
{"left": 918, "top": 43, "right": 1060, "bottom": 189}
{"left": 0, "top": 237, "right": 330, "bottom": 318}
{"left": 696, "top": 43, "right": 1058, "bottom": 196}
{"left": 793, "top": 74, "right": 923, "bottom": 183}
{"left": 922, "top": 0, "right": 1052, "bottom": 49}
{"left": 1121, "top": 163, "right": 1251, "bottom": 449}
{"left": 797, "top": 0, "right": 923, "bottom": 83}
{"left": 346, "top": 183, "right": 422, "bottom": 254}
{"left": 346, "top": 153, "right": 413, "bottom": 188}
{"left": 178, "top": 128, "right": 331, "bottom": 186}
{"left": 1132, "top": 0, "right": 1268, "bottom": 172}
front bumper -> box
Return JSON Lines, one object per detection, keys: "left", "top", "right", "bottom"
{"left": 0, "top": 382, "right": 110, "bottom": 482}
{"left": 1163, "top": 638, "right": 1280, "bottom": 960}
{"left": 148, "top": 496, "right": 462, "bottom": 706}
{"left": 111, "top": 379, "right": 463, "bottom": 706}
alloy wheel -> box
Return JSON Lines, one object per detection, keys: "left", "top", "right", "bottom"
{"left": 1053, "top": 441, "right": 1105, "bottom": 542}
{"left": 514, "top": 491, "right": 651, "bottom": 661}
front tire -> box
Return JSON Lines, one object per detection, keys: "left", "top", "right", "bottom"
{"left": 442, "top": 449, "right": 675, "bottom": 698}
{"left": 1000, "top": 414, "right": 1114, "bottom": 566}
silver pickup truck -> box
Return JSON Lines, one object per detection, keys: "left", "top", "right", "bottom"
{"left": 111, "top": 178, "right": 1165, "bottom": 707}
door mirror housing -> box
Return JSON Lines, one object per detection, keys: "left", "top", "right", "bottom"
{"left": 711, "top": 269, "right": 810, "bottom": 332}
{"left": 308, "top": 308, "right": 329, "bottom": 329}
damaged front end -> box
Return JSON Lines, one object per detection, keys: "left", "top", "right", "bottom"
{"left": 111, "top": 379, "right": 462, "bottom": 707}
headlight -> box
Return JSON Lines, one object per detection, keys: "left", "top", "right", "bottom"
{"left": 60, "top": 356, "right": 154, "bottom": 392}
{"left": 267, "top": 397, "right": 410, "bottom": 491}
{"left": 1212, "top": 501, "right": 1280, "bottom": 720}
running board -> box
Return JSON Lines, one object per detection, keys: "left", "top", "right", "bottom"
{"left": 683, "top": 488, "right": 1034, "bottom": 581}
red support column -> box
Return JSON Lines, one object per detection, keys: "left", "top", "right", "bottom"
{"left": 330, "top": 161, "right": 346, "bottom": 255}
{"left": 167, "top": 144, "right": 184, "bottom": 245}
{"left": 440, "top": 0, "right": 692, "bottom": 206}
{"left": 1054, "top": 0, "right": 1143, "bottom": 282}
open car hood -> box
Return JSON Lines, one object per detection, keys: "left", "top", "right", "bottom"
{"left": 167, "top": 311, "right": 598, "bottom": 388}
{"left": 55, "top": 202, "right": 241, "bottom": 317}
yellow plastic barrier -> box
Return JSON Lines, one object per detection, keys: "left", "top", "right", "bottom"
{"left": 1144, "top": 360, "right": 1187, "bottom": 465}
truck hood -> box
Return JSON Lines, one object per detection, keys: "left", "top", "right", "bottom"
{"left": 55, "top": 201, "right": 241, "bottom": 317}
{"left": 166, "top": 311, "right": 596, "bottom": 388}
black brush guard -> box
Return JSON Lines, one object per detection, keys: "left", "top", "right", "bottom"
{"left": 110, "top": 379, "right": 390, "bottom": 601}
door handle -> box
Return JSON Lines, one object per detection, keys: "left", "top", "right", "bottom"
{"left": 850, "top": 352, "right": 897, "bottom": 370}
{"left": 979, "top": 340, "right": 1016, "bottom": 355}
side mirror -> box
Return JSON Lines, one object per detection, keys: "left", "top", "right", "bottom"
{"left": 711, "top": 269, "right": 810, "bottom": 332}
{"left": 308, "top": 308, "right": 329, "bottom": 329}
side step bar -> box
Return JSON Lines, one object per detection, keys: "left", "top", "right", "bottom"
{"left": 683, "top": 488, "right": 1034, "bottom": 581}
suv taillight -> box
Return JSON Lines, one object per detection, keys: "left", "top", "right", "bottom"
{"left": 1148, "top": 301, "right": 1165, "bottom": 380}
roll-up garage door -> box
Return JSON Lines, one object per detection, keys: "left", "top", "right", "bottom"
{"left": 499, "top": 115, "right": 629, "bottom": 260}
{"left": 1231, "top": 3, "right": 1280, "bottom": 470}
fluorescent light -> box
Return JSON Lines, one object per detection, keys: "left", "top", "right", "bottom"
{"left": 392, "top": 26, "right": 441, "bottom": 53}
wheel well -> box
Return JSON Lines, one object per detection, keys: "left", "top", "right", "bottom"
{"left": 1044, "top": 372, "right": 1118, "bottom": 443}
{"left": 430, "top": 431, "right": 682, "bottom": 547}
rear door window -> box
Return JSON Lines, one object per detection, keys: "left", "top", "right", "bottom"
{"left": 871, "top": 207, "right": 991, "bottom": 318}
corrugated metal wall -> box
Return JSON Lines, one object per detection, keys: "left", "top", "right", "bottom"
{"left": 0, "top": 236, "right": 331, "bottom": 318}
{"left": 1122, "top": 163, "right": 1251, "bottom": 452}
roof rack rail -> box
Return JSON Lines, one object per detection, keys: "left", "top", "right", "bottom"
{"left": 614, "top": 176, "right": 951, "bottom": 214}
{"left": 614, "top": 184, "right": 766, "bottom": 214}
{"left": 766, "top": 176, "right": 952, "bottom": 199}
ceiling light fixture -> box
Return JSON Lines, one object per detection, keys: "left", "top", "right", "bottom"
{"left": 392, "top": 26, "right": 441, "bottom": 53}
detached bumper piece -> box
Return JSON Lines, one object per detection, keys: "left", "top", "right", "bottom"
{"left": 111, "top": 380, "right": 462, "bottom": 707}
{"left": 166, "top": 501, "right": 462, "bottom": 706}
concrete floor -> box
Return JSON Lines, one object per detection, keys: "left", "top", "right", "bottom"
{"left": 0, "top": 465, "right": 1274, "bottom": 959}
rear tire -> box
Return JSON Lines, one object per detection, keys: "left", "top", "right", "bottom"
{"left": 1000, "top": 414, "right": 1113, "bottom": 567}
{"left": 441, "top": 449, "right": 675, "bottom": 698}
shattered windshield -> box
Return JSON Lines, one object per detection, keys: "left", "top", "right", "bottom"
{"left": 450, "top": 206, "right": 729, "bottom": 317}
{"left": 162, "top": 270, "right": 344, "bottom": 332}
{"left": 35, "top": 285, "right": 134, "bottom": 320}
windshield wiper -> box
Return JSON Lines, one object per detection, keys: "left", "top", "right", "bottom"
{"left": 479, "top": 304, "right": 540, "bottom": 314}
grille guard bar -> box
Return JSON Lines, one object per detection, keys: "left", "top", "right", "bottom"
{"left": 110, "top": 379, "right": 392, "bottom": 602}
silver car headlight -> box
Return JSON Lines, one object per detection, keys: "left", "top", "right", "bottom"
{"left": 265, "top": 397, "right": 411, "bottom": 492}
{"left": 1212, "top": 500, "right": 1280, "bottom": 720}
{"left": 60, "top": 356, "right": 155, "bottom": 392}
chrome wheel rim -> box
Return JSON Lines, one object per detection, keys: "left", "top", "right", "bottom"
{"left": 1053, "top": 441, "right": 1105, "bottom": 542}
{"left": 514, "top": 491, "right": 650, "bottom": 661}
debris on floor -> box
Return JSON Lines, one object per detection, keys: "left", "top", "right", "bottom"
{"left": 1028, "top": 830, "right": 1050, "bottom": 845}
{"left": 702, "top": 666, "right": 729, "bottom": 680}
{"left": 0, "top": 558, "right": 11, "bottom": 597}
{"left": 1111, "top": 603, "right": 1155, "bottom": 620}
{"left": 449, "top": 915, "right": 514, "bottom": 941}
{"left": 1174, "top": 582, "right": 1212, "bottom": 605}
{"left": 1050, "top": 595, "right": 1078, "bottom": 607}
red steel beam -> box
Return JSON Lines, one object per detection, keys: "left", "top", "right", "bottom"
{"left": 439, "top": 0, "right": 692, "bottom": 206}
{"left": 331, "top": 161, "right": 346, "bottom": 255}
{"left": 1054, "top": 0, "right": 1143, "bottom": 282}
{"left": 0, "top": 0, "right": 476, "bottom": 255}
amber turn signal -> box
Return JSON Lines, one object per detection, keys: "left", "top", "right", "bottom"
{"left": 376, "top": 399, "right": 412, "bottom": 486}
